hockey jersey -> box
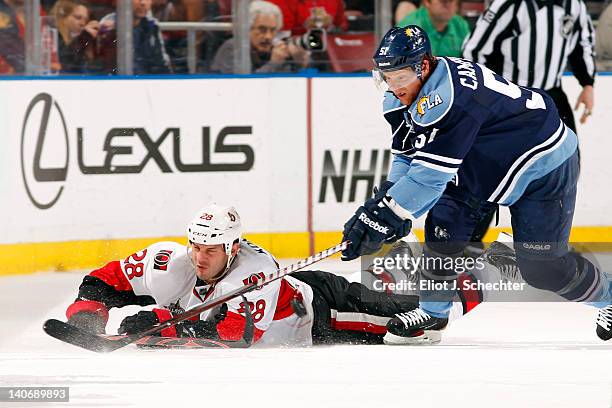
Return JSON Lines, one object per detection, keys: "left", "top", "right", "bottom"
{"left": 383, "top": 56, "right": 578, "bottom": 218}
{"left": 186, "top": 240, "right": 314, "bottom": 346}
{"left": 70, "top": 240, "right": 314, "bottom": 346}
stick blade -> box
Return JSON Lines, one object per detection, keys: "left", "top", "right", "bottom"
{"left": 43, "top": 319, "right": 132, "bottom": 353}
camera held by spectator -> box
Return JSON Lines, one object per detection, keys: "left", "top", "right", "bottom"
{"left": 285, "top": 28, "right": 326, "bottom": 52}
{"left": 271, "top": 31, "right": 310, "bottom": 68}
{"left": 211, "top": 1, "right": 309, "bottom": 73}
{"left": 298, "top": 7, "right": 328, "bottom": 51}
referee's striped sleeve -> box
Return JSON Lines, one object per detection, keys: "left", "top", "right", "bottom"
{"left": 568, "top": 0, "right": 596, "bottom": 86}
{"left": 462, "top": 0, "right": 516, "bottom": 64}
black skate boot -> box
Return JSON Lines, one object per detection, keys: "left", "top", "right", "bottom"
{"left": 483, "top": 233, "right": 523, "bottom": 283}
{"left": 384, "top": 308, "right": 448, "bottom": 345}
{"left": 596, "top": 305, "right": 612, "bottom": 341}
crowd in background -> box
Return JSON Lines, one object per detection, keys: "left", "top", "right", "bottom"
{"left": 0, "top": 0, "right": 610, "bottom": 75}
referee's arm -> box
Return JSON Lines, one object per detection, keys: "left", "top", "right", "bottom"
{"left": 567, "top": 0, "right": 596, "bottom": 87}
{"left": 462, "top": 0, "right": 517, "bottom": 66}
{"left": 568, "top": 0, "right": 596, "bottom": 123}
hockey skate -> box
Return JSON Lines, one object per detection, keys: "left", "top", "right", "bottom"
{"left": 596, "top": 305, "right": 612, "bottom": 341}
{"left": 383, "top": 308, "right": 448, "bottom": 345}
{"left": 483, "top": 233, "right": 523, "bottom": 283}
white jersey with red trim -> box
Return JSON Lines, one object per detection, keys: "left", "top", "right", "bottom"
{"left": 188, "top": 240, "right": 315, "bottom": 346}
{"left": 119, "top": 241, "right": 196, "bottom": 310}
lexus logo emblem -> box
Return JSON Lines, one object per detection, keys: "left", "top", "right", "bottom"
{"left": 20, "top": 93, "right": 70, "bottom": 209}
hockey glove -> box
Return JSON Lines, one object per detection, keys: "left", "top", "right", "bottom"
{"left": 118, "top": 310, "right": 161, "bottom": 335}
{"left": 118, "top": 304, "right": 228, "bottom": 338}
{"left": 66, "top": 300, "right": 109, "bottom": 334}
{"left": 341, "top": 185, "right": 412, "bottom": 261}
{"left": 67, "top": 312, "right": 107, "bottom": 334}
{"left": 175, "top": 304, "right": 228, "bottom": 338}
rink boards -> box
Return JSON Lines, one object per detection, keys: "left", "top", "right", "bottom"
{"left": 1, "top": 75, "right": 611, "bottom": 274}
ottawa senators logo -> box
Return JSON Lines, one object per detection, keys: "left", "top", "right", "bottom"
{"left": 153, "top": 249, "right": 173, "bottom": 271}
{"left": 243, "top": 272, "right": 266, "bottom": 290}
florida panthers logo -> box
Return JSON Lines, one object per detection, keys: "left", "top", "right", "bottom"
{"left": 417, "top": 94, "right": 443, "bottom": 116}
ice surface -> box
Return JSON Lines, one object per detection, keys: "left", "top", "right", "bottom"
{"left": 1, "top": 260, "right": 611, "bottom": 408}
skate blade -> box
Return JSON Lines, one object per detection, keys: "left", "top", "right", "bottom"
{"left": 383, "top": 330, "right": 442, "bottom": 345}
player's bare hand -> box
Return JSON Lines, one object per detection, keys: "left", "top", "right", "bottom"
{"left": 270, "top": 41, "right": 290, "bottom": 64}
{"left": 574, "top": 85, "right": 594, "bottom": 124}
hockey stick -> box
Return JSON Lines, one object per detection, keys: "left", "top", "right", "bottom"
{"left": 43, "top": 295, "right": 254, "bottom": 352}
{"left": 43, "top": 241, "right": 348, "bottom": 353}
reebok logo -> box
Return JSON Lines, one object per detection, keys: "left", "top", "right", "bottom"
{"left": 359, "top": 212, "right": 389, "bottom": 234}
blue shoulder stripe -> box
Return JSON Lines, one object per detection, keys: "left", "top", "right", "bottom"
{"left": 409, "top": 58, "right": 455, "bottom": 127}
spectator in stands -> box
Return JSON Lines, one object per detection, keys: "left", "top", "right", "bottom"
{"left": 97, "top": 0, "right": 172, "bottom": 74}
{"left": 52, "top": 0, "right": 100, "bottom": 73}
{"left": 0, "top": 0, "right": 58, "bottom": 74}
{"left": 0, "top": 0, "right": 25, "bottom": 74}
{"left": 264, "top": 0, "right": 348, "bottom": 72}
{"left": 397, "top": 0, "right": 469, "bottom": 57}
{"left": 394, "top": 0, "right": 418, "bottom": 23}
{"left": 210, "top": 0, "right": 309, "bottom": 73}
{"left": 596, "top": 1, "right": 612, "bottom": 68}
{"left": 269, "top": 0, "right": 348, "bottom": 35}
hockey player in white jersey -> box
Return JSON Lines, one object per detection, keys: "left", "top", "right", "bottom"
{"left": 65, "top": 203, "right": 425, "bottom": 346}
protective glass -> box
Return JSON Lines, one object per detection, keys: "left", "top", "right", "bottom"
{"left": 372, "top": 67, "right": 419, "bottom": 92}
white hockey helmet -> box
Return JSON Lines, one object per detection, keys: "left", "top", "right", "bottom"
{"left": 187, "top": 203, "right": 242, "bottom": 258}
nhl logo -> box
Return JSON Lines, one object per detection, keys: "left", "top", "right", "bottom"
{"left": 561, "top": 15, "right": 574, "bottom": 38}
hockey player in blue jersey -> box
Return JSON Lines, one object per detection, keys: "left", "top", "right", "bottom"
{"left": 340, "top": 25, "right": 612, "bottom": 344}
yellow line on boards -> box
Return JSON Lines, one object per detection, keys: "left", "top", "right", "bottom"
{"left": 1, "top": 227, "right": 612, "bottom": 276}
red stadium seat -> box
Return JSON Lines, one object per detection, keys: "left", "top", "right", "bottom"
{"left": 326, "top": 32, "right": 376, "bottom": 73}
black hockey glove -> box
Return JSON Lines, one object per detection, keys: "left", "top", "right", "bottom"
{"left": 118, "top": 304, "right": 228, "bottom": 338}
{"left": 341, "top": 182, "right": 412, "bottom": 261}
{"left": 175, "top": 304, "right": 228, "bottom": 338}
{"left": 118, "top": 310, "right": 160, "bottom": 335}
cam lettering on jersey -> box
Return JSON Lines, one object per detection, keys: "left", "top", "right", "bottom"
{"left": 449, "top": 57, "right": 479, "bottom": 90}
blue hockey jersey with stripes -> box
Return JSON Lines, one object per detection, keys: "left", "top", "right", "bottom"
{"left": 383, "top": 56, "right": 577, "bottom": 219}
